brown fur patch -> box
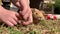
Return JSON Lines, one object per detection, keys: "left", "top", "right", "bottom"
{"left": 32, "top": 8, "right": 45, "bottom": 24}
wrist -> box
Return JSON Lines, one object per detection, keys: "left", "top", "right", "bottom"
{"left": 0, "top": 6, "right": 5, "bottom": 12}
{"left": 0, "top": 6, "right": 8, "bottom": 14}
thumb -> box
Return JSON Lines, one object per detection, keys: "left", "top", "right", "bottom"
{"left": 15, "top": 12, "right": 19, "bottom": 17}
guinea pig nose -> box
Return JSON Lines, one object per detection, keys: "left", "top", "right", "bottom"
{"left": 38, "top": 17, "right": 41, "bottom": 20}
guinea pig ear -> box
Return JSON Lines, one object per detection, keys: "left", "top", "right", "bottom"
{"left": 32, "top": 9, "right": 35, "bottom": 13}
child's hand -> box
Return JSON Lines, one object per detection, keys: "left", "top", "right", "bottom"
{"left": 0, "top": 7, "right": 19, "bottom": 26}
{"left": 22, "top": 8, "right": 33, "bottom": 25}
{"left": 18, "top": 8, "right": 33, "bottom": 25}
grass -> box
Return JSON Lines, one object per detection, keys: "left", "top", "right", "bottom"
{"left": 0, "top": 20, "right": 60, "bottom": 34}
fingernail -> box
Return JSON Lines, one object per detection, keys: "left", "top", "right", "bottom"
{"left": 23, "top": 22, "right": 29, "bottom": 26}
{"left": 15, "top": 23, "right": 17, "bottom": 25}
{"left": 18, "top": 20, "right": 21, "bottom": 24}
{"left": 10, "top": 24, "right": 14, "bottom": 27}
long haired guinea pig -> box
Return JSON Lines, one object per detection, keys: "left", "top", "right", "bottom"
{"left": 32, "top": 8, "right": 45, "bottom": 21}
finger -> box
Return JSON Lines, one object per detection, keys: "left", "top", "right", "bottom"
{"left": 18, "top": 20, "right": 22, "bottom": 24}
{"left": 22, "top": 12, "right": 33, "bottom": 25}
{"left": 20, "top": 8, "right": 27, "bottom": 16}
{"left": 22, "top": 22, "right": 29, "bottom": 26}
{"left": 5, "top": 21, "right": 14, "bottom": 27}
{"left": 28, "top": 12, "right": 33, "bottom": 23}
{"left": 11, "top": 15, "right": 18, "bottom": 22}
{"left": 15, "top": 12, "right": 20, "bottom": 18}
{"left": 8, "top": 18, "right": 17, "bottom": 25}
{"left": 15, "top": 12, "right": 22, "bottom": 20}
{"left": 23, "top": 9, "right": 31, "bottom": 20}
{"left": 19, "top": 11, "right": 26, "bottom": 20}
{"left": 10, "top": 12, "right": 19, "bottom": 22}
{"left": 12, "top": 12, "right": 22, "bottom": 24}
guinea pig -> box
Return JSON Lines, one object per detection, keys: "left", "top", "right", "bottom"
{"left": 32, "top": 8, "right": 45, "bottom": 24}
{"left": 32, "top": 8, "right": 45, "bottom": 20}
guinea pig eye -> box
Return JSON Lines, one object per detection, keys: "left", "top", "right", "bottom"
{"left": 36, "top": 13, "right": 38, "bottom": 15}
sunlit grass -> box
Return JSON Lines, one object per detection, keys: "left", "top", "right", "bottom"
{"left": 0, "top": 20, "right": 60, "bottom": 34}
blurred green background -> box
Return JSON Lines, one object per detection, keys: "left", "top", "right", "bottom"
{"left": 54, "top": 0, "right": 60, "bottom": 14}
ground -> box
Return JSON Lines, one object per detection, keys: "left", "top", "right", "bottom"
{"left": 0, "top": 20, "right": 60, "bottom": 34}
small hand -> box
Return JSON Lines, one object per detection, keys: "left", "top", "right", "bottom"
{"left": 19, "top": 8, "right": 33, "bottom": 25}
{"left": 22, "top": 11, "right": 33, "bottom": 25}
{"left": 0, "top": 8, "right": 19, "bottom": 27}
